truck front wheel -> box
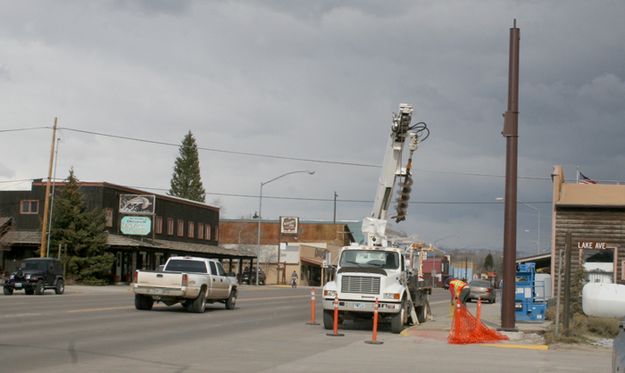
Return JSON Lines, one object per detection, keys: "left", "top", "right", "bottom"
{"left": 390, "top": 300, "right": 407, "bottom": 334}
{"left": 135, "top": 294, "right": 154, "bottom": 310}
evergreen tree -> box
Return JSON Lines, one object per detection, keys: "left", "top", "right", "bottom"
{"left": 50, "top": 168, "right": 113, "bottom": 285}
{"left": 169, "top": 131, "right": 206, "bottom": 202}
{"left": 483, "top": 253, "right": 494, "bottom": 271}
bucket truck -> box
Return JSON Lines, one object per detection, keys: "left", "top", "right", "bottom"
{"left": 322, "top": 103, "right": 432, "bottom": 334}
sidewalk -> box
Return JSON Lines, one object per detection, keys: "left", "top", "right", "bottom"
{"left": 402, "top": 299, "right": 551, "bottom": 348}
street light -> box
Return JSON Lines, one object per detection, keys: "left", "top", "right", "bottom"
{"left": 256, "top": 170, "right": 315, "bottom": 285}
{"left": 496, "top": 197, "right": 541, "bottom": 255}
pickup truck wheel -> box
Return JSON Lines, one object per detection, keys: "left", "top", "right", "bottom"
{"left": 135, "top": 294, "right": 154, "bottom": 310}
{"left": 391, "top": 300, "right": 407, "bottom": 334}
{"left": 190, "top": 288, "right": 206, "bottom": 313}
{"left": 225, "top": 290, "right": 237, "bottom": 310}
{"left": 34, "top": 280, "right": 45, "bottom": 295}
{"left": 3, "top": 287, "right": 13, "bottom": 295}
{"left": 323, "top": 310, "right": 334, "bottom": 330}
{"left": 55, "top": 279, "right": 65, "bottom": 295}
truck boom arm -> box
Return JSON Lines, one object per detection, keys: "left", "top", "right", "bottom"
{"left": 363, "top": 103, "right": 422, "bottom": 246}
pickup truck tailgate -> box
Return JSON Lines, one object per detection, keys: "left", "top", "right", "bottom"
{"left": 134, "top": 271, "right": 190, "bottom": 297}
{"left": 137, "top": 271, "right": 184, "bottom": 287}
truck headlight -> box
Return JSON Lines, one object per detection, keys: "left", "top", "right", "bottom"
{"left": 383, "top": 293, "right": 401, "bottom": 300}
{"left": 10, "top": 275, "right": 14, "bottom": 280}
{"left": 25, "top": 274, "right": 31, "bottom": 280}
{"left": 324, "top": 290, "right": 337, "bottom": 298}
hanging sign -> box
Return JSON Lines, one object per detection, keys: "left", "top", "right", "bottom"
{"left": 121, "top": 216, "right": 152, "bottom": 236}
{"left": 280, "top": 216, "right": 299, "bottom": 235}
{"left": 119, "top": 194, "right": 155, "bottom": 215}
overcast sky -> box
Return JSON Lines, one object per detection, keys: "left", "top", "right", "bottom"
{"left": 1, "top": 1, "right": 624, "bottom": 254}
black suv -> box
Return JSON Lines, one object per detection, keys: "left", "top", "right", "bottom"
{"left": 3, "top": 258, "right": 65, "bottom": 295}
{"left": 241, "top": 268, "right": 266, "bottom": 285}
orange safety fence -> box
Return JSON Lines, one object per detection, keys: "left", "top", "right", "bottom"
{"left": 448, "top": 301, "right": 509, "bottom": 344}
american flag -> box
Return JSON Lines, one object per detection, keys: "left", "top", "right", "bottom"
{"left": 579, "top": 171, "right": 597, "bottom": 184}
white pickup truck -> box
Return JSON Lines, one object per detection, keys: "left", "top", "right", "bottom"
{"left": 133, "top": 256, "right": 238, "bottom": 313}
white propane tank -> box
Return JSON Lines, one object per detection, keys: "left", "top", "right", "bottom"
{"left": 582, "top": 283, "right": 625, "bottom": 318}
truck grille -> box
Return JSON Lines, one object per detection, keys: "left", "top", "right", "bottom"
{"left": 341, "top": 276, "right": 380, "bottom": 294}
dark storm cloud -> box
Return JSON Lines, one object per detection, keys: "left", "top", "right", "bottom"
{"left": 0, "top": 0, "right": 623, "bottom": 251}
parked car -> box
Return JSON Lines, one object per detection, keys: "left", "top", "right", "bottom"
{"left": 615, "top": 319, "right": 625, "bottom": 373}
{"left": 468, "top": 279, "right": 496, "bottom": 303}
{"left": 3, "top": 258, "right": 65, "bottom": 295}
{"left": 241, "top": 268, "right": 266, "bottom": 285}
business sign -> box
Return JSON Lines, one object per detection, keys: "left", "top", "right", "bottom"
{"left": 121, "top": 216, "right": 152, "bottom": 236}
{"left": 280, "top": 216, "right": 299, "bottom": 235}
{"left": 119, "top": 194, "right": 155, "bottom": 215}
{"left": 279, "top": 243, "right": 300, "bottom": 264}
{"left": 577, "top": 241, "right": 615, "bottom": 250}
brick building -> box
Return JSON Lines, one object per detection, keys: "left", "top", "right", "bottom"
{"left": 219, "top": 219, "right": 357, "bottom": 285}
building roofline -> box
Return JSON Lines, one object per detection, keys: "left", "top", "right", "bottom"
{"left": 31, "top": 180, "right": 219, "bottom": 212}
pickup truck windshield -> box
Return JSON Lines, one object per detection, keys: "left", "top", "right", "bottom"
{"left": 339, "top": 250, "right": 399, "bottom": 269}
{"left": 164, "top": 260, "right": 207, "bottom": 273}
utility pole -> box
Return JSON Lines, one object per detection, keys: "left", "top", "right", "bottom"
{"left": 40, "top": 118, "right": 58, "bottom": 257}
{"left": 500, "top": 20, "right": 520, "bottom": 331}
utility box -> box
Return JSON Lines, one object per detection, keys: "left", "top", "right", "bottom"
{"left": 515, "top": 263, "right": 547, "bottom": 322}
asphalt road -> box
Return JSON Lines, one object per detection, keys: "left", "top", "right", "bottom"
{"left": 0, "top": 286, "right": 612, "bottom": 372}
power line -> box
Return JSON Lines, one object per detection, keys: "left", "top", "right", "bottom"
{"left": 58, "top": 127, "right": 553, "bottom": 180}
{"left": 0, "top": 125, "right": 566, "bottom": 181}
{"left": 0, "top": 126, "right": 49, "bottom": 133}
{"left": 59, "top": 127, "right": 380, "bottom": 168}
{"left": 129, "top": 185, "right": 551, "bottom": 204}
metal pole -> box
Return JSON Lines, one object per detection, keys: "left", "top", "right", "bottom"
{"left": 40, "top": 118, "right": 58, "bottom": 257}
{"left": 521, "top": 202, "right": 541, "bottom": 254}
{"left": 333, "top": 191, "right": 337, "bottom": 223}
{"left": 500, "top": 19, "right": 520, "bottom": 331}
{"left": 255, "top": 170, "right": 314, "bottom": 286}
{"left": 256, "top": 182, "right": 263, "bottom": 286}
{"left": 537, "top": 208, "right": 541, "bottom": 254}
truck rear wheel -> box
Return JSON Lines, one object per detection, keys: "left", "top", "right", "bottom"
{"left": 225, "top": 289, "right": 237, "bottom": 310}
{"left": 3, "top": 287, "right": 13, "bottom": 295}
{"left": 323, "top": 310, "right": 334, "bottom": 330}
{"left": 135, "top": 294, "right": 154, "bottom": 310}
{"left": 189, "top": 288, "right": 206, "bottom": 313}
{"left": 391, "top": 300, "right": 407, "bottom": 334}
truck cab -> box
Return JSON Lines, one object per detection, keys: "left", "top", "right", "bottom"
{"left": 322, "top": 245, "right": 430, "bottom": 333}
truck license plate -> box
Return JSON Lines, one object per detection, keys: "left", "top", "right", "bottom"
{"left": 15, "top": 283, "right": 22, "bottom": 288}
{"left": 353, "top": 302, "right": 365, "bottom": 309}
{"left": 147, "top": 288, "right": 163, "bottom": 295}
